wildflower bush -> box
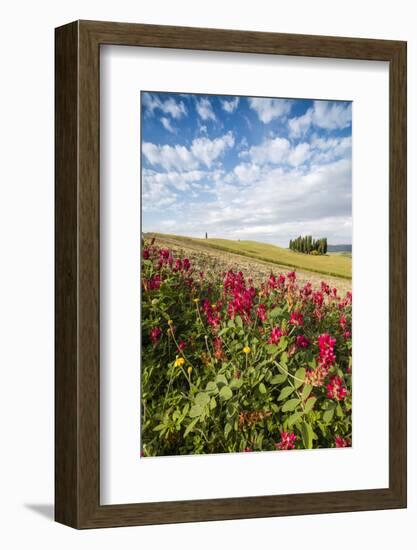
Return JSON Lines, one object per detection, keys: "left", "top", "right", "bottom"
{"left": 141, "top": 238, "right": 352, "bottom": 456}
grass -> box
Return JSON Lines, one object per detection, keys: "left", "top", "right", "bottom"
{"left": 148, "top": 233, "right": 352, "bottom": 280}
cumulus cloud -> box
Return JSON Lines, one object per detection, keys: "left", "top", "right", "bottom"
{"left": 196, "top": 98, "right": 216, "bottom": 121}
{"left": 221, "top": 97, "right": 239, "bottom": 113}
{"left": 288, "top": 101, "right": 352, "bottom": 137}
{"left": 160, "top": 117, "right": 175, "bottom": 133}
{"left": 145, "top": 156, "right": 351, "bottom": 244}
{"left": 246, "top": 137, "right": 310, "bottom": 167}
{"left": 248, "top": 98, "right": 292, "bottom": 123}
{"left": 142, "top": 92, "right": 187, "bottom": 119}
{"left": 142, "top": 132, "right": 234, "bottom": 171}
{"left": 191, "top": 132, "right": 234, "bottom": 168}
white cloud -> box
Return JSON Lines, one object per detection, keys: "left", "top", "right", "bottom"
{"left": 196, "top": 98, "right": 216, "bottom": 121}
{"left": 142, "top": 133, "right": 234, "bottom": 172}
{"left": 160, "top": 117, "right": 175, "bottom": 133}
{"left": 246, "top": 137, "right": 310, "bottom": 167}
{"left": 288, "top": 101, "right": 352, "bottom": 137}
{"left": 248, "top": 98, "right": 292, "bottom": 123}
{"left": 142, "top": 92, "right": 187, "bottom": 119}
{"left": 288, "top": 110, "right": 313, "bottom": 138}
{"left": 221, "top": 97, "right": 239, "bottom": 113}
{"left": 313, "top": 101, "right": 352, "bottom": 130}
{"left": 247, "top": 137, "right": 290, "bottom": 164}
{"left": 191, "top": 132, "right": 234, "bottom": 168}
{"left": 142, "top": 142, "right": 198, "bottom": 172}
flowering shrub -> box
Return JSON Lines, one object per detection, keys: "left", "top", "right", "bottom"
{"left": 141, "top": 238, "right": 352, "bottom": 456}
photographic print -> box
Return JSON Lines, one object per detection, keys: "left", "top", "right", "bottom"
{"left": 140, "top": 91, "right": 352, "bottom": 457}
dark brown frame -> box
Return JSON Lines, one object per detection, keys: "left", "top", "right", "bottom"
{"left": 55, "top": 20, "right": 407, "bottom": 529}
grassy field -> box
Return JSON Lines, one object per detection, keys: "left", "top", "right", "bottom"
{"left": 148, "top": 233, "right": 351, "bottom": 280}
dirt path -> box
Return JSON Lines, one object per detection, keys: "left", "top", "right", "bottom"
{"left": 153, "top": 235, "right": 352, "bottom": 294}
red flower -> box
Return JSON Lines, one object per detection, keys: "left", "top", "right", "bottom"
{"left": 335, "top": 436, "right": 351, "bottom": 448}
{"left": 244, "top": 447, "right": 253, "bottom": 452}
{"left": 268, "top": 326, "right": 282, "bottom": 344}
{"left": 296, "top": 334, "right": 310, "bottom": 348}
{"left": 143, "top": 248, "right": 150, "bottom": 260}
{"left": 275, "top": 432, "right": 297, "bottom": 450}
{"left": 178, "top": 340, "right": 186, "bottom": 350}
{"left": 257, "top": 304, "right": 267, "bottom": 323}
{"left": 183, "top": 258, "right": 191, "bottom": 271}
{"left": 326, "top": 375, "right": 347, "bottom": 401}
{"left": 150, "top": 326, "right": 162, "bottom": 343}
{"left": 289, "top": 311, "right": 303, "bottom": 327}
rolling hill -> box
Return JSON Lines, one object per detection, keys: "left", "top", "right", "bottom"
{"left": 147, "top": 233, "right": 352, "bottom": 280}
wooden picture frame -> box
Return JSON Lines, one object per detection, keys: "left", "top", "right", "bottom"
{"left": 55, "top": 20, "right": 407, "bottom": 529}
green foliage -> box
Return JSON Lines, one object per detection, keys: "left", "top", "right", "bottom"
{"left": 289, "top": 235, "right": 328, "bottom": 256}
{"left": 141, "top": 240, "right": 352, "bottom": 457}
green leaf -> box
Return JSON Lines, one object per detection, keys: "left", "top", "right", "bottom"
{"left": 216, "top": 374, "right": 228, "bottom": 387}
{"left": 304, "top": 397, "right": 317, "bottom": 414}
{"left": 278, "top": 338, "right": 289, "bottom": 352}
{"left": 287, "top": 412, "right": 302, "bottom": 427}
{"left": 266, "top": 344, "right": 278, "bottom": 355}
{"left": 259, "top": 382, "right": 267, "bottom": 394}
{"left": 230, "top": 378, "right": 243, "bottom": 389}
{"left": 301, "top": 384, "right": 313, "bottom": 400}
{"left": 271, "top": 374, "right": 287, "bottom": 385}
{"left": 301, "top": 421, "right": 313, "bottom": 449}
{"left": 224, "top": 423, "right": 232, "bottom": 438}
{"left": 189, "top": 405, "right": 203, "bottom": 418}
{"left": 323, "top": 407, "right": 335, "bottom": 423}
{"left": 184, "top": 417, "right": 199, "bottom": 437}
{"left": 195, "top": 392, "right": 210, "bottom": 407}
{"left": 280, "top": 351, "right": 289, "bottom": 364}
{"left": 294, "top": 367, "right": 306, "bottom": 389}
{"left": 278, "top": 386, "right": 294, "bottom": 401}
{"left": 268, "top": 307, "right": 281, "bottom": 318}
{"left": 210, "top": 397, "right": 217, "bottom": 410}
{"left": 219, "top": 386, "right": 233, "bottom": 401}
{"left": 153, "top": 424, "right": 166, "bottom": 432}
{"left": 206, "top": 381, "right": 218, "bottom": 394}
{"left": 281, "top": 398, "right": 300, "bottom": 412}
{"left": 235, "top": 315, "right": 243, "bottom": 328}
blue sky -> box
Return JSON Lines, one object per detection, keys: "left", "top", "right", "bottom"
{"left": 141, "top": 92, "right": 352, "bottom": 246}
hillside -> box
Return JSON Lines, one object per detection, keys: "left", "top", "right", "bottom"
{"left": 147, "top": 233, "right": 352, "bottom": 280}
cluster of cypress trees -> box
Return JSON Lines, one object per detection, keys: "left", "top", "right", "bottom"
{"left": 289, "top": 235, "right": 328, "bottom": 255}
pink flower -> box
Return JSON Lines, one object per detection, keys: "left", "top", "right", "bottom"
{"left": 287, "top": 271, "right": 296, "bottom": 283}
{"left": 326, "top": 375, "right": 347, "bottom": 401}
{"left": 183, "top": 258, "right": 191, "bottom": 271}
{"left": 178, "top": 340, "right": 186, "bottom": 350}
{"left": 143, "top": 248, "right": 150, "bottom": 260}
{"left": 335, "top": 436, "right": 351, "bottom": 448}
{"left": 275, "top": 432, "right": 297, "bottom": 450}
{"left": 268, "top": 326, "right": 282, "bottom": 344}
{"left": 244, "top": 447, "right": 253, "bottom": 452}
{"left": 296, "top": 334, "right": 310, "bottom": 348}
{"left": 321, "top": 281, "right": 331, "bottom": 295}
{"left": 150, "top": 326, "right": 162, "bottom": 343}
{"left": 289, "top": 311, "right": 303, "bottom": 327}
{"left": 257, "top": 304, "right": 267, "bottom": 323}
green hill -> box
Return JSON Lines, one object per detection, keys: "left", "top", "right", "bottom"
{"left": 148, "top": 233, "right": 352, "bottom": 280}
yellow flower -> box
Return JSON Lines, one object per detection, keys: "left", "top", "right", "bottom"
{"left": 243, "top": 346, "right": 251, "bottom": 354}
{"left": 167, "top": 319, "right": 173, "bottom": 325}
{"left": 193, "top": 298, "right": 199, "bottom": 303}
{"left": 174, "top": 357, "right": 185, "bottom": 367}
{"left": 187, "top": 366, "right": 193, "bottom": 375}
{"left": 212, "top": 303, "right": 217, "bottom": 309}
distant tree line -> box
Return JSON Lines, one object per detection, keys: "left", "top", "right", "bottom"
{"left": 289, "top": 235, "right": 328, "bottom": 255}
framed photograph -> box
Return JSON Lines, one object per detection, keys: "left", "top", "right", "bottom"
{"left": 55, "top": 20, "right": 407, "bottom": 528}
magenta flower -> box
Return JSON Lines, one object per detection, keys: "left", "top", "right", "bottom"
{"left": 150, "top": 326, "right": 162, "bottom": 344}
{"left": 275, "top": 432, "right": 297, "bottom": 450}
{"left": 335, "top": 436, "right": 351, "bottom": 448}
{"left": 289, "top": 311, "right": 303, "bottom": 327}
{"left": 268, "top": 326, "right": 282, "bottom": 344}
{"left": 326, "top": 375, "right": 347, "bottom": 401}
{"left": 296, "top": 334, "right": 310, "bottom": 348}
